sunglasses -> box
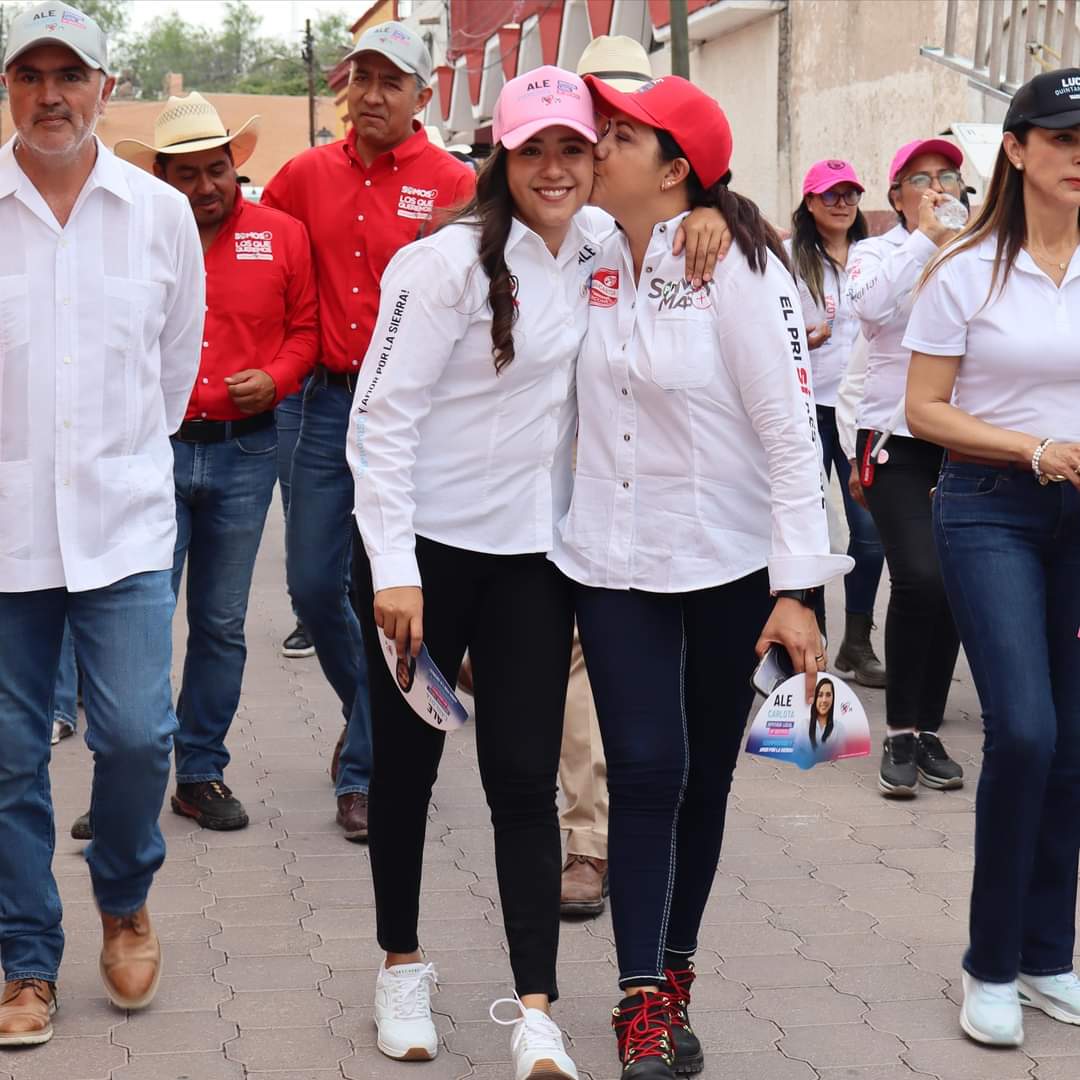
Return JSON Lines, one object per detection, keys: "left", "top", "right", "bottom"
{"left": 816, "top": 189, "right": 862, "bottom": 207}
{"left": 897, "top": 170, "right": 962, "bottom": 191}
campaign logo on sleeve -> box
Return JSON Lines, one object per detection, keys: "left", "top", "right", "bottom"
{"left": 589, "top": 268, "right": 619, "bottom": 307}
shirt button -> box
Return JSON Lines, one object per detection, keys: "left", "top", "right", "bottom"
{"left": 659, "top": 225, "right": 667, "bottom": 233}
{"left": 352, "top": 287, "right": 359, "bottom": 294}
{"left": 392, "top": 165, "right": 399, "bottom": 173}
{"left": 354, "top": 251, "right": 362, "bottom": 257}
{"left": 364, "top": 179, "right": 372, "bottom": 187}
{"left": 200, "top": 411, "right": 208, "bottom": 418}
{"left": 621, "top": 388, "right": 628, "bottom": 396}
{"left": 202, "top": 377, "right": 209, "bottom": 384}
{"left": 622, "top": 481, "right": 630, "bottom": 489}
{"left": 357, "top": 214, "right": 365, "bottom": 222}
{"left": 63, "top": 478, "right": 71, "bottom": 486}
{"left": 63, "top": 355, "right": 72, "bottom": 364}
{"left": 350, "top": 322, "right": 358, "bottom": 329}
{"left": 646, "top": 265, "right": 653, "bottom": 273}
{"left": 624, "top": 434, "right": 631, "bottom": 442}
{"left": 62, "top": 296, "right": 70, "bottom": 306}
{"left": 353, "top": 359, "right": 360, "bottom": 367}
{"left": 203, "top": 341, "right": 209, "bottom": 348}
{"left": 63, "top": 420, "right": 71, "bottom": 429}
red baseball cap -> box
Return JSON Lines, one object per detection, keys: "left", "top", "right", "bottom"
{"left": 584, "top": 74, "right": 732, "bottom": 188}
{"left": 888, "top": 138, "right": 963, "bottom": 183}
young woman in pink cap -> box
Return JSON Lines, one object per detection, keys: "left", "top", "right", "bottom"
{"left": 553, "top": 75, "right": 851, "bottom": 1079}
{"left": 345, "top": 67, "right": 724, "bottom": 1080}
{"left": 845, "top": 139, "right": 967, "bottom": 799}
{"left": 788, "top": 160, "right": 886, "bottom": 687}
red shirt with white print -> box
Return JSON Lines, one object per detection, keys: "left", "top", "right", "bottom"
{"left": 186, "top": 190, "right": 318, "bottom": 420}
{"left": 261, "top": 123, "right": 475, "bottom": 375}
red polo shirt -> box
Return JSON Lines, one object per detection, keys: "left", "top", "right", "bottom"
{"left": 186, "top": 191, "right": 319, "bottom": 421}
{"left": 261, "top": 124, "right": 475, "bottom": 374}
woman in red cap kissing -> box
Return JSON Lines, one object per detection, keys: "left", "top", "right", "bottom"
{"left": 552, "top": 75, "right": 852, "bottom": 1079}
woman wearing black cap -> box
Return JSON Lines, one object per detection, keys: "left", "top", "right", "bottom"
{"left": 905, "top": 68, "right": 1080, "bottom": 1048}
{"left": 553, "top": 75, "right": 851, "bottom": 1079}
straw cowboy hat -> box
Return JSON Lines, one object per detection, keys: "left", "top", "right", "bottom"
{"left": 576, "top": 35, "right": 652, "bottom": 93}
{"left": 114, "top": 91, "right": 259, "bottom": 171}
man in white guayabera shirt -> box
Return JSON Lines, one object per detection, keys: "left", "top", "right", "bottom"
{"left": 0, "top": 3, "right": 203, "bottom": 1047}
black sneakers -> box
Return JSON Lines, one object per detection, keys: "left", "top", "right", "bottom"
{"left": 916, "top": 732, "right": 964, "bottom": 789}
{"left": 70, "top": 811, "right": 92, "bottom": 841}
{"left": 878, "top": 733, "right": 918, "bottom": 797}
{"left": 281, "top": 621, "right": 315, "bottom": 658}
{"left": 171, "top": 781, "right": 249, "bottom": 830}
{"left": 612, "top": 991, "right": 676, "bottom": 1079}
{"left": 661, "top": 966, "right": 704, "bottom": 1076}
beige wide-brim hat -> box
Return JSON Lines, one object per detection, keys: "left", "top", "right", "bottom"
{"left": 114, "top": 91, "right": 259, "bottom": 172}
{"left": 576, "top": 35, "right": 652, "bottom": 92}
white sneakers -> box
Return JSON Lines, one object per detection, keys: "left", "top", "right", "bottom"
{"left": 1019, "top": 971, "right": 1080, "bottom": 1025}
{"left": 374, "top": 962, "right": 439, "bottom": 1061}
{"left": 960, "top": 972, "right": 1023, "bottom": 1046}
{"left": 489, "top": 996, "right": 579, "bottom": 1080}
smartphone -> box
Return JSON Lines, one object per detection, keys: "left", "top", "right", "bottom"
{"left": 750, "top": 636, "right": 827, "bottom": 697}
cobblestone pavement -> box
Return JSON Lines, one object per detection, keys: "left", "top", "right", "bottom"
{"left": 10, "top": 499, "right": 1080, "bottom": 1080}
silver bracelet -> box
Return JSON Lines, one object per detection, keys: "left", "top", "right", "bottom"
{"left": 1032, "top": 437, "right": 1054, "bottom": 484}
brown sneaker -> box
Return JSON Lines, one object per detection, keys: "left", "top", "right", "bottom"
{"left": 0, "top": 980, "right": 56, "bottom": 1046}
{"left": 336, "top": 792, "right": 368, "bottom": 843}
{"left": 100, "top": 906, "right": 161, "bottom": 1010}
{"left": 560, "top": 854, "right": 609, "bottom": 917}
{"left": 330, "top": 726, "right": 347, "bottom": 786}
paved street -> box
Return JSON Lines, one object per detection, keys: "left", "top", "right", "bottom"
{"left": 10, "top": 494, "right": 1079, "bottom": 1080}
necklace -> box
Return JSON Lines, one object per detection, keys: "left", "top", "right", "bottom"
{"left": 1028, "top": 245, "right": 1074, "bottom": 272}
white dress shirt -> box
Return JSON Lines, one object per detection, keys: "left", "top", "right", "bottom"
{"left": 348, "top": 216, "right": 599, "bottom": 592}
{"left": 553, "top": 213, "right": 853, "bottom": 594}
{"left": 904, "top": 235, "right": 1080, "bottom": 442}
{"left": 846, "top": 223, "right": 938, "bottom": 436}
{"left": 0, "top": 137, "right": 204, "bottom": 593}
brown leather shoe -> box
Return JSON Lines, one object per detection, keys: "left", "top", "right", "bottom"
{"left": 330, "top": 725, "right": 347, "bottom": 786}
{"left": 336, "top": 792, "right": 368, "bottom": 842}
{"left": 560, "top": 853, "right": 608, "bottom": 917}
{"left": 0, "top": 980, "right": 56, "bottom": 1046}
{"left": 100, "top": 906, "right": 161, "bottom": 1010}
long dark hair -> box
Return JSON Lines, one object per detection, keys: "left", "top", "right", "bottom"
{"left": 655, "top": 129, "right": 790, "bottom": 276}
{"left": 808, "top": 678, "right": 836, "bottom": 749}
{"left": 789, "top": 198, "right": 868, "bottom": 309}
{"left": 445, "top": 146, "right": 518, "bottom": 373}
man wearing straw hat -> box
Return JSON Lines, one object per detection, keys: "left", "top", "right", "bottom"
{"left": 0, "top": 2, "right": 204, "bottom": 1045}
{"left": 112, "top": 94, "right": 318, "bottom": 833}
{"left": 261, "top": 21, "right": 474, "bottom": 842}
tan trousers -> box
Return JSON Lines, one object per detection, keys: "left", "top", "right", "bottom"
{"left": 558, "top": 632, "right": 608, "bottom": 859}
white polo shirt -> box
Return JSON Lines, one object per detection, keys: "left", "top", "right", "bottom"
{"left": 903, "top": 235, "right": 1080, "bottom": 442}
{"left": 0, "top": 137, "right": 205, "bottom": 594}
{"left": 552, "top": 213, "right": 853, "bottom": 594}
{"left": 348, "top": 216, "right": 599, "bottom": 592}
{"left": 846, "top": 223, "right": 938, "bottom": 436}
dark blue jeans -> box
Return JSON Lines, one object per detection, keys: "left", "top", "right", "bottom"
{"left": 171, "top": 424, "right": 278, "bottom": 783}
{"left": 0, "top": 571, "right": 176, "bottom": 982}
{"left": 817, "top": 405, "right": 885, "bottom": 616}
{"left": 275, "top": 389, "right": 305, "bottom": 620}
{"left": 286, "top": 372, "right": 372, "bottom": 796}
{"left": 575, "top": 570, "right": 773, "bottom": 987}
{"left": 934, "top": 464, "right": 1080, "bottom": 983}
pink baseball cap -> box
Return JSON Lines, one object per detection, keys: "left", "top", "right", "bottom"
{"left": 492, "top": 66, "right": 597, "bottom": 149}
{"left": 889, "top": 138, "right": 963, "bottom": 182}
{"left": 803, "top": 159, "right": 864, "bottom": 195}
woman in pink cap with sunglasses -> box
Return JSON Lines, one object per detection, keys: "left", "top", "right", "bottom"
{"left": 845, "top": 139, "right": 968, "bottom": 800}
{"left": 788, "top": 160, "right": 887, "bottom": 688}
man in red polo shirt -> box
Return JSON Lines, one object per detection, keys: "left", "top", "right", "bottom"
{"left": 114, "top": 93, "right": 318, "bottom": 831}
{"left": 262, "top": 21, "right": 474, "bottom": 841}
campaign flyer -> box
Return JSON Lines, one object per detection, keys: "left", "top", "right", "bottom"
{"left": 377, "top": 628, "right": 468, "bottom": 732}
{"left": 745, "top": 672, "right": 870, "bottom": 769}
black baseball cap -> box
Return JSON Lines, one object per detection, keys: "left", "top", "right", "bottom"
{"left": 1004, "top": 68, "right": 1080, "bottom": 132}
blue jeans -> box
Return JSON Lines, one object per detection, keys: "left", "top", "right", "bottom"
{"left": 51, "top": 621, "right": 78, "bottom": 732}
{"left": 818, "top": 405, "right": 885, "bottom": 615}
{"left": 934, "top": 464, "right": 1080, "bottom": 983}
{"left": 286, "top": 371, "right": 372, "bottom": 796}
{"left": 276, "top": 389, "right": 305, "bottom": 620}
{"left": 171, "top": 425, "right": 278, "bottom": 783}
{"left": 0, "top": 571, "right": 176, "bottom": 982}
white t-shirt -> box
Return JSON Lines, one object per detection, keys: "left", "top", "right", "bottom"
{"left": 903, "top": 235, "right": 1080, "bottom": 443}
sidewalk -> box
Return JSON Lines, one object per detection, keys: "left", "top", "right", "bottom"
{"left": 14, "top": 498, "right": 1079, "bottom": 1080}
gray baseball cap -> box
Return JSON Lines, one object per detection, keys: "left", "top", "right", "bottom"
{"left": 3, "top": 2, "right": 108, "bottom": 71}
{"left": 345, "top": 21, "right": 432, "bottom": 86}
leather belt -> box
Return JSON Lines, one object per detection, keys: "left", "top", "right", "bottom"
{"left": 174, "top": 411, "right": 274, "bottom": 444}
{"left": 318, "top": 364, "right": 361, "bottom": 394}
{"left": 946, "top": 450, "right": 1023, "bottom": 470}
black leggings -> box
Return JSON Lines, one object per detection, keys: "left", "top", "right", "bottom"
{"left": 353, "top": 534, "right": 574, "bottom": 1001}
{"left": 858, "top": 430, "right": 959, "bottom": 732}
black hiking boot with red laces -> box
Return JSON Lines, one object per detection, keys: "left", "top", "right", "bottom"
{"left": 171, "top": 780, "right": 249, "bottom": 830}
{"left": 661, "top": 966, "right": 704, "bottom": 1075}
{"left": 612, "top": 991, "right": 676, "bottom": 1079}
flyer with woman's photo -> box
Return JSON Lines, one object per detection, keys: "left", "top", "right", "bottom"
{"left": 745, "top": 672, "right": 870, "bottom": 769}
{"left": 376, "top": 628, "right": 469, "bottom": 732}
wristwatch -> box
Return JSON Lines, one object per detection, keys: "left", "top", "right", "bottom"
{"left": 774, "top": 588, "right": 821, "bottom": 609}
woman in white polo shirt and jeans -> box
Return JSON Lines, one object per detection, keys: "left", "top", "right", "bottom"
{"left": 554, "top": 75, "right": 851, "bottom": 1080}
{"left": 905, "top": 68, "right": 1080, "bottom": 1049}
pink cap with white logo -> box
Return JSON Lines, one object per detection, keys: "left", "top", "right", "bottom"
{"left": 492, "top": 66, "right": 597, "bottom": 150}
{"left": 802, "top": 159, "right": 865, "bottom": 195}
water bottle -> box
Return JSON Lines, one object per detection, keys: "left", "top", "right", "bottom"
{"left": 933, "top": 195, "right": 969, "bottom": 231}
